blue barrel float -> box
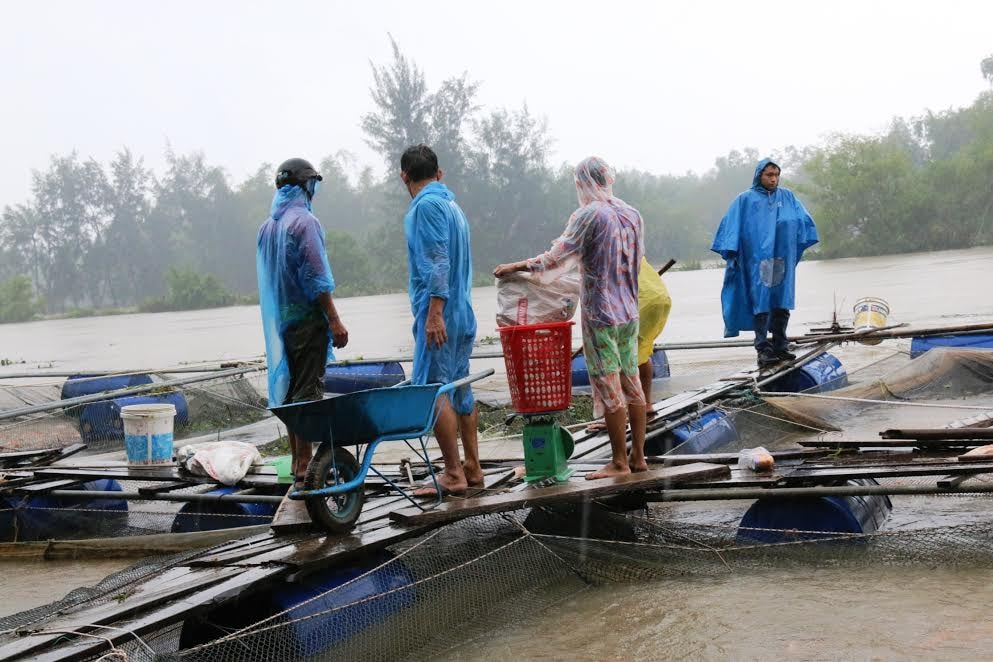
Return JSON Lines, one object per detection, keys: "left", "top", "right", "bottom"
{"left": 61, "top": 373, "right": 154, "bottom": 401}
{"left": 78, "top": 392, "right": 189, "bottom": 443}
{"left": 180, "top": 551, "right": 416, "bottom": 656}
{"left": 0, "top": 479, "right": 128, "bottom": 542}
{"left": 647, "top": 409, "right": 740, "bottom": 456}
{"left": 171, "top": 486, "right": 280, "bottom": 533}
{"left": 324, "top": 362, "right": 406, "bottom": 395}
{"left": 764, "top": 352, "right": 847, "bottom": 394}
{"left": 572, "top": 348, "right": 670, "bottom": 388}
{"left": 910, "top": 334, "right": 993, "bottom": 358}
{"left": 737, "top": 478, "right": 892, "bottom": 544}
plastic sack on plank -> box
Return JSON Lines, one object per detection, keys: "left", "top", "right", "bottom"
{"left": 496, "top": 258, "right": 581, "bottom": 327}
{"left": 738, "top": 446, "right": 775, "bottom": 472}
{"left": 177, "top": 440, "right": 263, "bottom": 486}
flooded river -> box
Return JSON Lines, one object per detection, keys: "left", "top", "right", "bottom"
{"left": 1, "top": 246, "right": 992, "bottom": 658}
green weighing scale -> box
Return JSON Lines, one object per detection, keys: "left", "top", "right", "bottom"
{"left": 520, "top": 414, "right": 575, "bottom": 483}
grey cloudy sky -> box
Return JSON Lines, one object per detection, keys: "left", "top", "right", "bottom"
{"left": 1, "top": 0, "right": 991, "bottom": 207}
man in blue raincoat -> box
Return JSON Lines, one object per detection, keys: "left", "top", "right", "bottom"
{"left": 257, "top": 158, "right": 349, "bottom": 484}
{"left": 711, "top": 159, "right": 818, "bottom": 368}
{"left": 400, "top": 144, "right": 481, "bottom": 496}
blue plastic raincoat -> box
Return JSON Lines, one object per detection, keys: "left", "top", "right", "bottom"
{"left": 404, "top": 181, "right": 477, "bottom": 414}
{"left": 257, "top": 185, "right": 336, "bottom": 407}
{"left": 711, "top": 159, "right": 818, "bottom": 337}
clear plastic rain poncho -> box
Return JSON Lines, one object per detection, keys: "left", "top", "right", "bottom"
{"left": 404, "top": 181, "right": 477, "bottom": 414}
{"left": 711, "top": 158, "right": 819, "bottom": 337}
{"left": 257, "top": 182, "right": 336, "bottom": 407}
{"left": 526, "top": 156, "right": 644, "bottom": 328}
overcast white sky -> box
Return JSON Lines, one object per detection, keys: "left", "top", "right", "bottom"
{"left": 1, "top": 0, "right": 991, "bottom": 207}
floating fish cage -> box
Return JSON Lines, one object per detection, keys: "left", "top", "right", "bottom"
{"left": 0, "top": 479, "right": 128, "bottom": 542}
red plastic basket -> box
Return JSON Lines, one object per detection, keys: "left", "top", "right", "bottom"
{"left": 499, "top": 321, "right": 574, "bottom": 413}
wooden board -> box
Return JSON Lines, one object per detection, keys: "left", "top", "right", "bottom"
{"left": 798, "top": 439, "right": 990, "bottom": 449}
{"left": 880, "top": 428, "right": 993, "bottom": 440}
{"left": 781, "top": 461, "right": 993, "bottom": 485}
{"left": 645, "top": 448, "right": 827, "bottom": 465}
{"left": 388, "top": 462, "right": 730, "bottom": 526}
{"left": 270, "top": 491, "right": 318, "bottom": 534}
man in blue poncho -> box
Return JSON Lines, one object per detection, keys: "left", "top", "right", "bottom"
{"left": 400, "top": 144, "right": 480, "bottom": 496}
{"left": 711, "top": 159, "right": 818, "bottom": 368}
{"left": 257, "top": 158, "right": 349, "bottom": 484}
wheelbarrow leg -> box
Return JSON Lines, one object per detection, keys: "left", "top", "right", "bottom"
{"left": 303, "top": 442, "right": 365, "bottom": 533}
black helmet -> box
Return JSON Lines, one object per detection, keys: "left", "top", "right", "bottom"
{"left": 274, "top": 158, "right": 323, "bottom": 189}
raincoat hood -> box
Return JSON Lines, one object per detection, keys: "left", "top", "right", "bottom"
{"left": 270, "top": 183, "right": 315, "bottom": 221}
{"left": 411, "top": 181, "right": 454, "bottom": 206}
{"left": 751, "top": 158, "right": 780, "bottom": 192}
{"left": 575, "top": 156, "right": 615, "bottom": 205}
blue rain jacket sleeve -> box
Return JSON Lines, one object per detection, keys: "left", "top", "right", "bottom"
{"left": 404, "top": 182, "right": 477, "bottom": 414}
{"left": 257, "top": 186, "right": 336, "bottom": 407}
{"left": 711, "top": 158, "right": 818, "bottom": 338}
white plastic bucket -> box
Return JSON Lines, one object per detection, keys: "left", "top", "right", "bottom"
{"left": 853, "top": 297, "right": 890, "bottom": 346}
{"left": 121, "top": 404, "right": 177, "bottom": 465}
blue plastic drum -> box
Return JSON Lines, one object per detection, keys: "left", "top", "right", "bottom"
{"left": 78, "top": 392, "right": 189, "bottom": 442}
{"left": 324, "top": 362, "right": 406, "bottom": 394}
{"left": 0, "top": 479, "right": 128, "bottom": 542}
{"left": 170, "top": 487, "right": 279, "bottom": 533}
{"left": 910, "top": 334, "right": 993, "bottom": 358}
{"left": 764, "top": 352, "right": 847, "bottom": 394}
{"left": 646, "top": 409, "right": 740, "bottom": 456}
{"left": 61, "top": 373, "right": 154, "bottom": 401}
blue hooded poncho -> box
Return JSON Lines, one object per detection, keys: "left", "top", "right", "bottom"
{"left": 711, "top": 158, "right": 818, "bottom": 337}
{"left": 257, "top": 184, "right": 336, "bottom": 407}
{"left": 404, "top": 181, "right": 477, "bottom": 414}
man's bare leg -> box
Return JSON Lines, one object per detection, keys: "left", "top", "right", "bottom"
{"left": 628, "top": 403, "right": 648, "bottom": 473}
{"left": 639, "top": 361, "right": 656, "bottom": 420}
{"left": 458, "top": 405, "right": 484, "bottom": 487}
{"left": 414, "top": 399, "right": 468, "bottom": 496}
{"left": 587, "top": 407, "right": 631, "bottom": 480}
{"left": 289, "top": 429, "right": 313, "bottom": 480}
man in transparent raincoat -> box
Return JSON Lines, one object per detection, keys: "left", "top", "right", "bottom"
{"left": 495, "top": 157, "right": 648, "bottom": 480}
{"left": 257, "top": 158, "right": 349, "bottom": 484}
{"left": 711, "top": 159, "right": 818, "bottom": 368}
{"left": 400, "top": 145, "right": 481, "bottom": 496}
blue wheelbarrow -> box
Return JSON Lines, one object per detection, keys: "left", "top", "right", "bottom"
{"left": 270, "top": 369, "right": 493, "bottom": 533}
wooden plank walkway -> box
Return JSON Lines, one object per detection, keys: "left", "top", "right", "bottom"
{"left": 389, "top": 462, "right": 730, "bottom": 526}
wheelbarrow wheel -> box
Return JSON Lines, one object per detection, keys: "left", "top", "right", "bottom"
{"left": 304, "top": 445, "right": 364, "bottom": 533}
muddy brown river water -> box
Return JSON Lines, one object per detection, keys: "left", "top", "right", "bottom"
{"left": 1, "top": 246, "right": 992, "bottom": 659}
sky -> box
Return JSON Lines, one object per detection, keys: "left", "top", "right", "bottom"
{"left": 1, "top": 0, "right": 991, "bottom": 207}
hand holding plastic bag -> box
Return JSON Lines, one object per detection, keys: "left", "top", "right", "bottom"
{"left": 496, "top": 258, "right": 581, "bottom": 327}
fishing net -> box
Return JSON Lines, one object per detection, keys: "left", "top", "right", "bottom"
{"left": 4, "top": 347, "right": 993, "bottom": 659}
{"left": 0, "top": 369, "right": 272, "bottom": 456}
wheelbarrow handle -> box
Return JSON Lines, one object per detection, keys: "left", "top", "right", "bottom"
{"left": 437, "top": 369, "right": 495, "bottom": 396}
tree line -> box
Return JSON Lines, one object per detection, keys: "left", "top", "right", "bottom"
{"left": 1, "top": 44, "right": 991, "bottom": 321}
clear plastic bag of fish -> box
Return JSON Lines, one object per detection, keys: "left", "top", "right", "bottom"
{"left": 496, "top": 259, "right": 581, "bottom": 327}
{"left": 738, "top": 446, "right": 775, "bottom": 472}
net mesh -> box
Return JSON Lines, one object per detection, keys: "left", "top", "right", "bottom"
{"left": 3, "top": 349, "right": 993, "bottom": 659}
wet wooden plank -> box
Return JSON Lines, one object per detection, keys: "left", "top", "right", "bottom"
{"left": 389, "top": 462, "right": 730, "bottom": 526}
{"left": 13, "top": 567, "right": 283, "bottom": 662}
{"left": 0, "top": 566, "right": 242, "bottom": 660}
{"left": 801, "top": 439, "right": 990, "bottom": 449}
{"left": 270, "top": 492, "right": 317, "bottom": 534}
{"left": 13, "top": 479, "right": 82, "bottom": 494}
{"left": 647, "top": 448, "right": 827, "bottom": 465}
{"left": 880, "top": 428, "right": 993, "bottom": 440}
{"left": 781, "top": 461, "right": 993, "bottom": 485}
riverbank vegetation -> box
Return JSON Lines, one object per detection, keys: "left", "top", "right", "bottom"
{"left": 1, "top": 45, "right": 990, "bottom": 318}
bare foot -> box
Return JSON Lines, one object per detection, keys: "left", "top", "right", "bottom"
{"left": 629, "top": 457, "right": 649, "bottom": 473}
{"left": 585, "top": 461, "right": 631, "bottom": 480}
{"left": 462, "top": 461, "right": 485, "bottom": 488}
{"left": 413, "top": 471, "right": 468, "bottom": 497}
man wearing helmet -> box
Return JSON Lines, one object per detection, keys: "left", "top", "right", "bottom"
{"left": 257, "top": 158, "right": 349, "bottom": 485}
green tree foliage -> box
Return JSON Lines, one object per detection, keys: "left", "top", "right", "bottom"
{"left": 1, "top": 48, "right": 992, "bottom": 316}
{"left": 140, "top": 267, "right": 235, "bottom": 312}
{"left": 0, "top": 275, "right": 43, "bottom": 323}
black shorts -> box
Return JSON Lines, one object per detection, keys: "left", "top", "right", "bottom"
{"left": 283, "top": 318, "right": 329, "bottom": 404}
